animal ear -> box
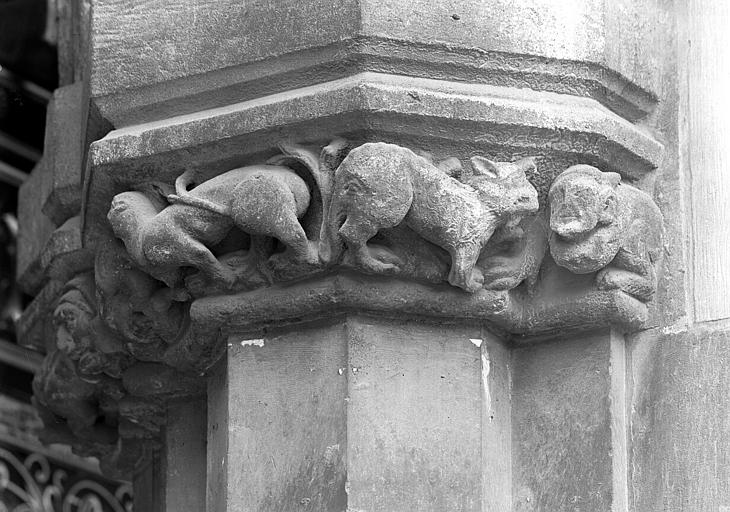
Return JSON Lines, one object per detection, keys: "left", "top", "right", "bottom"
{"left": 605, "top": 172, "right": 621, "bottom": 189}
{"left": 414, "top": 149, "right": 434, "bottom": 162}
{"left": 514, "top": 157, "right": 537, "bottom": 175}
{"left": 437, "top": 157, "right": 463, "bottom": 178}
{"left": 599, "top": 192, "right": 619, "bottom": 225}
{"left": 471, "top": 156, "right": 500, "bottom": 178}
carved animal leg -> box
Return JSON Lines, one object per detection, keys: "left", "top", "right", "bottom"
{"left": 448, "top": 243, "right": 485, "bottom": 292}
{"left": 596, "top": 249, "right": 656, "bottom": 302}
{"left": 183, "top": 241, "right": 236, "bottom": 295}
{"left": 276, "top": 220, "right": 319, "bottom": 266}
{"left": 339, "top": 217, "right": 402, "bottom": 273}
{"left": 231, "top": 178, "right": 317, "bottom": 266}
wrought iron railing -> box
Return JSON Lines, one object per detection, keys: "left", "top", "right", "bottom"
{"left": 0, "top": 439, "right": 132, "bottom": 512}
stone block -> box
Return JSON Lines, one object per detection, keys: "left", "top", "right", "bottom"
{"left": 41, "top": 83, "right": 86, "bottom": 224}
{"left": 41, "top": 216, "right": 93, "bottom": 283}
{"left": 161, "top": 399, "right": 207, "bottom": 512}
{"left": 85, "top": 0, "right": 666, "bottom": 127}
{"left": 207, "top": 316, "right": 510, "bottom": 511}
{"left": 512, "top": 330, "right": 627, "bottom": 512}
{"left": 629, "top": 324, "right": 730, "bottom": 511}
{"left": 16, "top": 158, "right": 56, "bottom": 295}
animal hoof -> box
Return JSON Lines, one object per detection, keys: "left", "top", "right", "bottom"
{"left": 451, "top": 269, "right": 484, "bottom": 293}
{"left": 305, "top": 242, "right": 321, "bottom": 266}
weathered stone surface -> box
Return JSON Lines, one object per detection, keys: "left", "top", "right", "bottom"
{"left": 549, "top": 165, "right": 664, "bottom": 303}
{"left": 41, "top": 216, "right": 93, "bottom": 283}
{"left": 24, "top": 1, "right": 695, "bottom": 504}
{"left": 162, "top": 400, "right": 207, "bottom": 512}
{"left": 16, "top": 158, "right": 56, "bottom": 295}
{"left": 629, "top": 324, "right": 730, "bottom": 511}
{"left": 512, "top": 330, "right": 627, "bottom": 511}
{"left": 681, "top": 1, "right": 730, "bottom": 323}
{"left": 16, "top": 280, "right": 63, "bottom": 353}
{"left": 209, "top": 317, "right": 509, "bottom": 511}
{"left": 208, "top": 320, "right": 348, "bottom": 511}
{"left": 323, "top": 143, "right": 538, "bottom": 291}
{"left": 85, "top": 1, "right": 663, "bottom": 126}
{"left": 41, "top": 83, "right": 85, "bottom": 224}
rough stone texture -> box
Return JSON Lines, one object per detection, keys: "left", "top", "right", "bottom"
{"left": 16, "top": 280, "right": 64, "bottom": 353}
{"left": 628, "top": 324, "right": 730, "bottom": 511}
{"left": 512, "top": 330, "right": 626, "bottom": 511}
{"left": 209, "top": 320, "right": 349, "bottom": 511}
{"left": 41, "top": 83, "right": 85, "bottom": 224}
{"left": 548, "top": 165, "right": 663, "bottom": 303}
{"left": 681, "top": 2, "right": 730, "bottom": 322}
{"left": 323, "top": 143, "right": 538, "bottom": 291}
{"left": 162, "top": 399, "right": 207, "bottom": 512}
{"left": 209, "top": 317, "right": 509, "bottom": 511}
{"left": 40, "top": 216, "right": 93, "bottom": 283}
{"left": 16, "top": 1, "right": 707, "bottom": 510}
{"left": 84, "top": 0, "right": 661, "bottom": 126}
{"left": 17, "top": 157, "right": 56, "bottom": 295}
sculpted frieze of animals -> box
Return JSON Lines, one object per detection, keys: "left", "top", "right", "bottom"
{"left": 548, "top": 164, "right": 664, "bottom": 302}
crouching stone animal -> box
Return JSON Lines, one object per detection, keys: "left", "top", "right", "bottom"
{"left": 548, "top": 164, "right": 664, "bottom": 302}
{"left": 321, "top": 142, "right": 539, "bottom": 292}
{"left": 108, "top": 164, "right": 316, "bottom": 292}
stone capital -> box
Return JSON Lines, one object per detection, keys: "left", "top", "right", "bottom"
{"left": 18, "top": 2, "right": 675, "bottom": 509}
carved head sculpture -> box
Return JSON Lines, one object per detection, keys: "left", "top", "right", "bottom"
{"left": 54, "top": 274, "right": 97, "bottom": 360}
{"left": 548, "top": 165, "right": 622, "bottom": 273}
{"left": 467, "top": 156, "right": 539, "bottom": 221}
{"left": 54, "top": 273, "right": 132, "bottom": 378}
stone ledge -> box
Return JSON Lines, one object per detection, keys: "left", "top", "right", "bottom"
{"left": 86, "top": 72, "right": 663, "bottom": 191}
{"left": 187, "top": 273, "right": 646, "bottom": 341}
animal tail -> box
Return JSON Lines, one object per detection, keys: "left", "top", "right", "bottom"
{"left": 169, "top": 168, "right": 229, "bottom": 215}
{"left": 175, "top": 169, "right": 198, "bottom": 196}
{"left": 167, "top": 192, "right": 228, "bottom": 216}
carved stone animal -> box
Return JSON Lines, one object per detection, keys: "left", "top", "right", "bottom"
{"left": 548, "top": 164, "right": 664, "bottom": 302}
{"left": 321, "top": 142, "right": 539, "bottom": 292}
{"left": 108, "top": 165, "right": 316, "bottom": 292}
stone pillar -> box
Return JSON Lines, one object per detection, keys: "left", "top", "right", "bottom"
{"left": 18, "top": 1, "right": 692, "bottom": 511}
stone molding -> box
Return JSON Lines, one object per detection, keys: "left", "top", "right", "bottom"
{"left": 94, "top": 36, "right": 658, "bottom": 127}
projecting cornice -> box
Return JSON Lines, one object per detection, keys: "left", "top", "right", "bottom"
{"left": 88, "top": 73, "right": 662, "bottom": 178}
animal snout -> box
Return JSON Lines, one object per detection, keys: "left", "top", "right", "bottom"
{"left": 551, "top": 216, "right": 593, "bottom": 240}
{"left": 517, "top": 191, "right": 539, "bottom": 215}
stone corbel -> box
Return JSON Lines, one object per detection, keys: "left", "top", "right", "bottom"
{"left": 104, "top": 138, "right": 663, "bottom": 357}
{"left": 32, "top": 136, "right": 664, "bottom": 478}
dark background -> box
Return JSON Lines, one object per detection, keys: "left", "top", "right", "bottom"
{"left": 0, "top": 0, "right": 57, "bottom": 401}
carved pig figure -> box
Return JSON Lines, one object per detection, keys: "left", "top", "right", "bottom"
{"left": 321, "top": 142, "right": 539, "bottom": 292}
{"left": 548, "top": 164, "right": 664, "bottom": 302}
